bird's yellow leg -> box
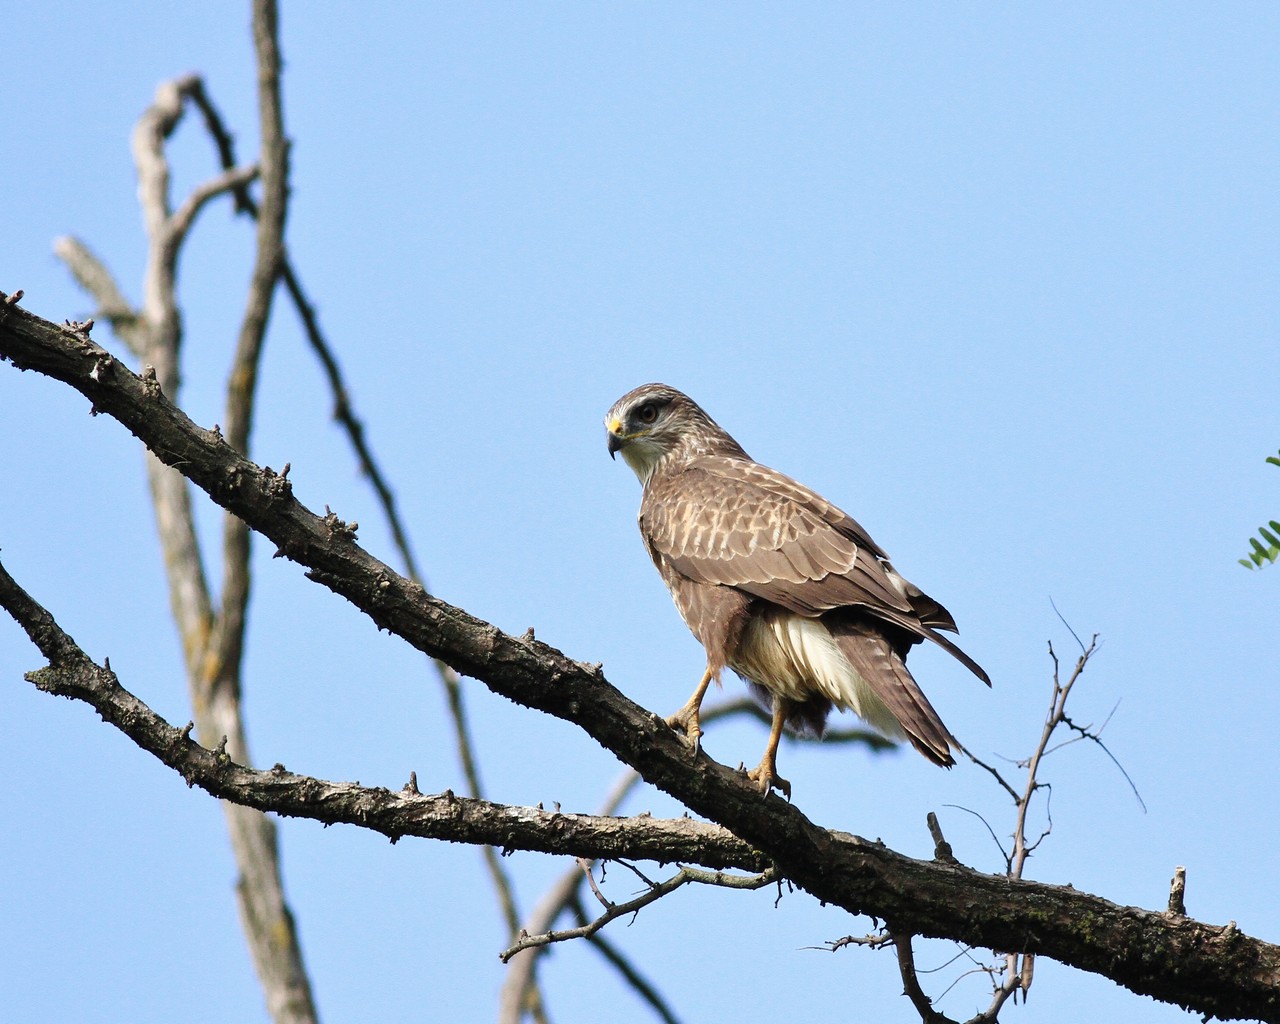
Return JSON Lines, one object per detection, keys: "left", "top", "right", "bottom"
{"left": 746, "top": 697, "right": 791, "bottom": 799}
{"left": 665, "top": 663, "right": 715, "bottom": 748}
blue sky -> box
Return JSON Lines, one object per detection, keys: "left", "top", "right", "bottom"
{"left": 2, "top": 4, "right": 1278, "bottom": 1022}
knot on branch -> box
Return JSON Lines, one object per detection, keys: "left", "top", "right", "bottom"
{"left": 259, "top": 464, "right": 294, "bottom": 504}
{"left": 89, "top": 353, "right": 115, "bottom": 381}
{"left": 322, "top": 506, "right": 358, "bottom": 541}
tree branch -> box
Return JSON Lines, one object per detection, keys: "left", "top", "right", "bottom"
{"left": 3, "top": 297, "right": 1278, "bottom": 1023}
{"left": 178, "top": 56, "right": 536, "bottom": 996}
{"left": 0, "top": 557, "right": 761, "bottom": 870}
{"left": 500, "top": 863, "right": 778, "bottom": 963}
{"left": 499, "top": 694, "right": 886, "bottom": 1021}
{"left": 60, "top": 14, "right": 316, "bottom": 1019}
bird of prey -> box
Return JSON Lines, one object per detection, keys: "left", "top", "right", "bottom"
{"left": 605, "top": 383, "right": 989, "bottom": 797}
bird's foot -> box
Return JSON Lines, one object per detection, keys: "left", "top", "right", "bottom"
{"left": 664, "top": 704, "right": 703, "bottom": 750}
{"left": 744, "top": 759, "right": 791, "bottom": 800}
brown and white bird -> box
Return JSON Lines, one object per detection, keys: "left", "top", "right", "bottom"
{"left": 605, "top": 383, "right": 989, "bottom": 797}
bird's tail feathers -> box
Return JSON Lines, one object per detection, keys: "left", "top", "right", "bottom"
{"left": 829, "top": 622, "right": 957, "bottom": 767}
{"left": 863, "top": 605, "right": 991, "bottom": 687}
{"left": 921, "top": 628, "right": 991, "bottom": 687}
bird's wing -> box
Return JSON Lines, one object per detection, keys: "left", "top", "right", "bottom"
{"left": 641, "top": 456, "right": 991, "bottom": 685}
{"left": 641, "top": 456, "right": 916, "bottom": 620}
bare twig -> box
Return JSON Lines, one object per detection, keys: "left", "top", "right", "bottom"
{"left": 498, "top": 764, "right": 644, "bottom": 1024}
{"left": 941, "top": 803, "right": 1010, "bottom": 870}
{"left": 961, "top": 747, "right": 1022, "bottom": 805}
{"left": 169, "top": 164, "right": 261, "bottom": 250}
{"left": 1057, "top": 708, "right": 1147, "bottom": 812}
{"left": 944, "top": 639, "right": 1107, "bottom": 1024}
{"left": 500, "top": 865, "right": 779, "bottom": 963}
{"left": 51, "top": 237, "right": 144, "bottom": 347}
{"left": 815, "top": 932, "right": 895, "bottom": 953}
{"left": 1011, "top": 637, "right": 1098, "bottom": 879}
{"left": 869, "top": 634, "right": 1119, "bottom": 1022}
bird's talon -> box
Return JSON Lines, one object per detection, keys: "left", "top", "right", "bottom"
{"left": 745, "top": 763, "right": 791, "bottom": 799}
{"left": 664, "top": 709, "right": 702, "bottom": 750}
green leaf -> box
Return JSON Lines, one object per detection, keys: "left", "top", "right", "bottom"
{"left": 1239, "top": 449, "right": 1280, "bottom": 569}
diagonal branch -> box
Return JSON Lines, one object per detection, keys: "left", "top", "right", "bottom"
{"left": 2, "top": 297, "right": 1279, "bottom": 1024}
{"left": 889, "top": 932, "right": 957, "bottom": 1024}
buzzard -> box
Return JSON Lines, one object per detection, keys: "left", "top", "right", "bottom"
{"left": 605, "top": 383, "right": 989, "bottom": 797}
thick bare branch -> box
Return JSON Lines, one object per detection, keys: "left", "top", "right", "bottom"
{"left": 0, "top": 558, "right": 761, "bottom": 870}
{"left": 3, "top": 299, "right": 1279, "bottom": 1023}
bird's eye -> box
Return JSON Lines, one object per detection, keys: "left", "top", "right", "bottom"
{"left": 637, "top": 403, "right": 659, "bottom": 424}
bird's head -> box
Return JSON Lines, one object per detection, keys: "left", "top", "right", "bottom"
{"left": 605, "top": 383, "right": 743, "bottom": 485}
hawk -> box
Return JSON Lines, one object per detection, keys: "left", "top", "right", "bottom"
{"left": 605, "top": 383, "right": 989, "bottom": 797}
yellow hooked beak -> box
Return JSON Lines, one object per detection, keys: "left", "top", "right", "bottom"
{"left": 606, "top": 416, "right": 625, "bottom": 458}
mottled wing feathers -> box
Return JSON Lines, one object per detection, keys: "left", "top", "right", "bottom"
{"left": 641, "top": 455, "right": 914, "bottom": 619}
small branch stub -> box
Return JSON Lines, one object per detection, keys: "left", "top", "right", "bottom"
{"left": 1168, "top": 866, "right": 1187, "bottom": 917}
{"left": 926, "top": 811, "right": 959, "bottom": 866}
